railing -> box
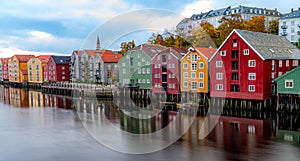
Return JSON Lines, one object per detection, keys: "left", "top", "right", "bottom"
{"left": 281, "top": 25, "right": 288, "bottom": 29}
{"left": 281, "top": 32, "right": 288, "bottom": 36}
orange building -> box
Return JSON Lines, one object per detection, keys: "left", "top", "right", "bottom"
{"left": 180, "top": 47, "right": 216, "bottom": 93}
{"left": 8, "top": 55, "right": 35, "bottom": 84}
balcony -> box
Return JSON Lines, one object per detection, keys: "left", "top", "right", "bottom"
{"left": 281, "top": 32, "right": 288, "bottom": 36}
{"left": 281, "top": 25, "right": 288, "bottom": 29}
{"left": 298, "top": 31, "right": 300, "bottom": 35}
{"left": 298, "top": 24, "right": 300, "bottom": 28}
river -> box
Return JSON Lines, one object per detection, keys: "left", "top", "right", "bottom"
{"left": 0, "top": 86, "right": 299, "bottom": 161}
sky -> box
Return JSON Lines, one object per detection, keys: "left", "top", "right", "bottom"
{"left": 0, "top": 0, "right": 297, "bottom": 58}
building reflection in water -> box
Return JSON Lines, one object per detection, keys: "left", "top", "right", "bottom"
{"left": 9, "top": 87, "right": 29, "bottom": 107}
{"left": 29, "top": 91, "right": 44, "bottom": 107}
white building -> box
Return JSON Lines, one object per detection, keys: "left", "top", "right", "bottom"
{"left": 176, "top": 5, "right": 282, "bottom": 36}
{"left": 279, "top": 8, "right": 300, "bottom": 43}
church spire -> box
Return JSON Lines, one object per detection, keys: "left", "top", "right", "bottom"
{"left": 96, "top": 36, "right": 101, "bottom": 50}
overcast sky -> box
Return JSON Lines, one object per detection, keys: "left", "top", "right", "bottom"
{"left": 0, "top": 0, "right": 297, "bottom": 57}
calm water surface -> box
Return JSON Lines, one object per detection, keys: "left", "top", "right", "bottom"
{"left": 0, "top": 86, "right": 299, "bottom": 161}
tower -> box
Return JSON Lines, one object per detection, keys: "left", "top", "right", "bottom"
{"left": 96, "top": 36, "right": 101, "bottom": 50}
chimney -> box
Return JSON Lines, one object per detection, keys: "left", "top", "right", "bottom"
{"left": 291, "top": 8, "right": 294, "bottom": 12}
{"left": 275, "top": 8, "right": 277, "bottom": 11}
{"left": 299, "top": 7, "right": 300, "bottom": 11}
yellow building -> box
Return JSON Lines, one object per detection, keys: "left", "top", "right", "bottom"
{"left": 29, "top": 91, "right": 44, "bottom": 107}
{"left": 180, "top": 47, "right": 216, "bottom": 93}
{"left": 9, "top": 87, "right": 29, "bottom": 107}
{"left": 27, "top": 55, "right": 51, "bottom": 84}
{"left": 8, "top": 55, "right": 35, "bottom": 83}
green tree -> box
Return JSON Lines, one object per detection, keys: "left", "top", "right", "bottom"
{"left": 268, "top": 20, "right": 279, "bottom": 35}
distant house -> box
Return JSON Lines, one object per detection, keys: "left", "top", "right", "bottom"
{"left": 70, "top": 50, "right": 83, "bottom": 82}
{"left": 118, "top": 44, "right": 167, "bottom": 89}
{"left": 209, "top": 29, "right": 300, "bottom": 100}
{"left": 47, "top": 56, "right": 71, "bottom": 82}
{"left": 0, "top": 58, "right": 9, "bottom": 81}
{"left": 181, "top": 47, "right": 216, "bottom": 93}
{"left": 99, "top": 50, "right": 122, "bottom": 85}
{"left": 8, "top": 55, "right": 35, "bottom": 84}
{"left": 152, "top": 48, "right": 182, "bottom": 94}
{"left": 28, "top": 55, "right": 51, "bottom": 84}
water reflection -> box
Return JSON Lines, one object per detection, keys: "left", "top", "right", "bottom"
{"left": 0, "top": 85, "right": 299, "bottom": 159}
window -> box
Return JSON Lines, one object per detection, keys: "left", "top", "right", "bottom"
{"left": 272, "top": 72, "right": 275, "bottom": 79}
{"left": 142, "top": 68, "right": 145, "bottom": 74}
{"left": 184, "top": 72, "right": 188, "bottom": 78}
{"left": 286, "top": 60, "right": 289, "bottom": 67}
{"left": 199, "top": 62, "right": 204, "bottom": 69}
{"left": 285, "top": 80, "right": 293, "bottom": 88}
{"left": 216, "top": 73, "right": 223, "bottom": 80}
{"left": 216, "top": 61, "right": 222, "bottom": 68}
{"left": 232, "top": 73, "right": 238, "bottom": 80}
{"left": 162, "top": 55, "right": 167, "bottom": 62}
{"left": 62, "top": 76, "right": 65, "bottom": 80}
{"left": 293, "top": 60, "right": 298, "bottom": 66}
{"left": 191, "top": 72, "right": 196, "bottom": 78}
{"left": 248, "top": 73, "right": 256, "bottom": 80}
{"left": 62, "top": 71, "right": 65, "bottom": 75}
{"left": 199, "top": 82, "right": 204, "bottom": 88}
{"left": 183, "top": 62, "right": 188, "bottom": 69}
{"left": 138, "top": 62, "right": 141, "bottom": 66}
{"left": 142, "top": 79, "right": 146, "bottom": 83}
{"left": 147, "top": 79, "right": 150, "bottom": 84}
{"left": 155, "top": 64, "right": 161, "bottom": 68}
{"left": 220, "top": 50, "right": 226, "bottom": 56}
{"left": 244, "top": 49, "right": 249, "bottom": 55}
{"left": 248, "top": 125, "right": 255, "bottom": 134}
{"left": 146, "top": 68, "right": 150, "bottom": 74}
{"left": 199, "top": 72, "right": 204, "bottom": 79}
{"left": 162, "top": 65, "right": 167, "bottom": 72}
{"left": 232, "top": 50, "right": 238, "bottom": 58}
{"left": 191, "top": 63, "right": 197, "bottom": 71}
{"left": 155, "top": 74, "right": 160, "bottom": 78}
{"left": 155, "top": 83, "right": 161, "bottom": 88}
{"left": 146, "top": 61, "right": 150, "bottom": 65}
{"left": 192, "top": 54, "right": 197, "bottom": 62}
{"left": 232, "top": 39, "right": 237, "bottom": 47}
{"left": 62, "top": 66, "right": 65, "bottom": 70}
{"left": 279, "top": 60, "right": 282, "bottom": 67}
{"left": 291, "top": 27, "right": 295, "bottom": 33}
{"left": 248, "top": 60, "right": 256, "bottom": 67}
{"left": 122, "top": 63, "right": 126, "bottom": 67}
{"left": 279, "top": 72, "right": 282, "bottom": 76}
{"left": 230, "top": 85, "right": 240, "bottom": 92}
{"left": 249, "top": 85, "right": 255, "bottom": 92}
{"left": 168, "top": 84, "right": 175, "bottom": 89}
{"left": 138, "top": 79, "right": 141, "bottom": 83}
{"left": 168, "top": 55, "right": 171, "bottom": 60}
{"left": 138, "top": 68, "right": 141, "bottom": 74}
{"left": 232, "top": 61, "right": 238, "bottom": 70}
{"left": 191, "top": 82, "right": 197, "bottom": 90}
{"left": 291, "top": 20, "right": 295, "bottom": 26}
{"left": 122, "top": 69, "right": 126, "bottom": 74}
{"left": 184, "top": 82, "right": 188, "bottom": 88}
{"left": 216, "top": 84, "right": 223, "bottom": 90}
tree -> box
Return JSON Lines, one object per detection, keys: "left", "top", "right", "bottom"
{"left": 217, "top": 14, "right": 246, "bottom": 45}
{"left": 149, "top": 30, "right": 191, "bottom": 49}
{"left": 268, "top": 20, "right": 279, "bottom": 35}
{"left": 245, "top": 16, "right": 266, "bottom": 33}
{"left": 190, "top": 22, "right": 218, "bottom": 47}
{"left": 294, "top": 38, "right": 300, "bottom": 49}
{"left": 120, "top": 40, "right": 136, "bottom": 55}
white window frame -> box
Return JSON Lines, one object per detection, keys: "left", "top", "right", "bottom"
{"left": 183, "top": 62, "right": 188, "bottom": 69}
{"left": 216, "top": 84, "right": 223, "bottom": 91}
{"left": 199, "top": 72, "right": 204, "bottom": 79}
{"left": 248, "top": 60, "right": 256, "bottom": 67}
{"left": 191, "top": 63, "right": 197, "bottom": 71}
{"left": 216, "top": 61, "right": 222, "bottom": 68}
{"left": 285, "top": 80, "right": 294, "bottom": 88}
{"left": 279, "top": 60, "right": 282, "bottom": 67}
{"left": 191, "top": 72, "right": 196, "bottom": 78}
{"left": 286, "top": 60, "right": 289, "bottom": 67}
{"left": 248, "top": 85, "right": 255, "bottom": 92}
{"left": 248, "top": 73, "right": 256, "bottom": 80}
{"left": 191, "top": 82, "right": 197, "bottom": 90}
{"left": 216, "top": 73, "right": 223, "bottom": 80}
{"left": 192, "top": 54, "right": 197, "bottom": 62}
{"left": 243, "top": 49, "right": 249, "bottom": 55}
{"left": 199, "top": 62, "right": 204, "bottom": 69}
{"left": 199, "top": 82, "right": 204, "bottom": 88}
{"left": 184, "top": 72, "right": 188, "bottom": 78}
{"left": 184, "top": 82, "right": 188, "bottom": 88}
{"left": 220, "top": 50, "right": 226, "bottom": 56}
{"left": 293, "top": 60, "right": 299, "bottom": 66}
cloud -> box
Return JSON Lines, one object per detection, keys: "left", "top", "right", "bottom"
{"left": 181, "top": 0, "right": 215, "bottom": 17}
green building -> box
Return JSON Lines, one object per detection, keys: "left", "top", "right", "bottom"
{"left": 118, "top": 44, "right": 167, "bottom": 89}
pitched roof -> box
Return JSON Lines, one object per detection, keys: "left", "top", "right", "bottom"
{"left": 275, "top": 66, "right": 300, "bottom": 82}
{"left": 195, "top": 47, "right": 217, "bottom": 59}
{"left": 280, "top": 9, "right": 300, "bottom": 19}
{"left": 234, "top": 29, "right": 300, "bottom": 60}
{"left": 37, "top": 55, "right": 51, "bottom": 64}
{"left": 132, "top": 44, "right": 168, "bottom": 58}
{"left": 100, "top": 50, "right": 122, "bottom": 63}
{"left": 51, "top": 56, "right": 71, "bottom": 65}
{"left": 84, "top": 50, "right": 103, "bottom": 58}
{"left": 15, "top": 55, "right": 35, "bottom": 62}
{"left": 159, "top": 48, "right": 183, "bottom": 60}
{"left": 73, "top": 50, "right": 83, "bottom": 56}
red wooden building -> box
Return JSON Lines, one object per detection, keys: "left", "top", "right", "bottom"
{"left": 47, "top": 56, "right": 71, "bottom": 82}
{"left": 209, "top": 29, "right": 300, "bottom": 100}
{"left": 1, "top": 58, "right": 9, "bottom": 81}
{"left": 152, "top": 48, "right": 183, "bottom": 94}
